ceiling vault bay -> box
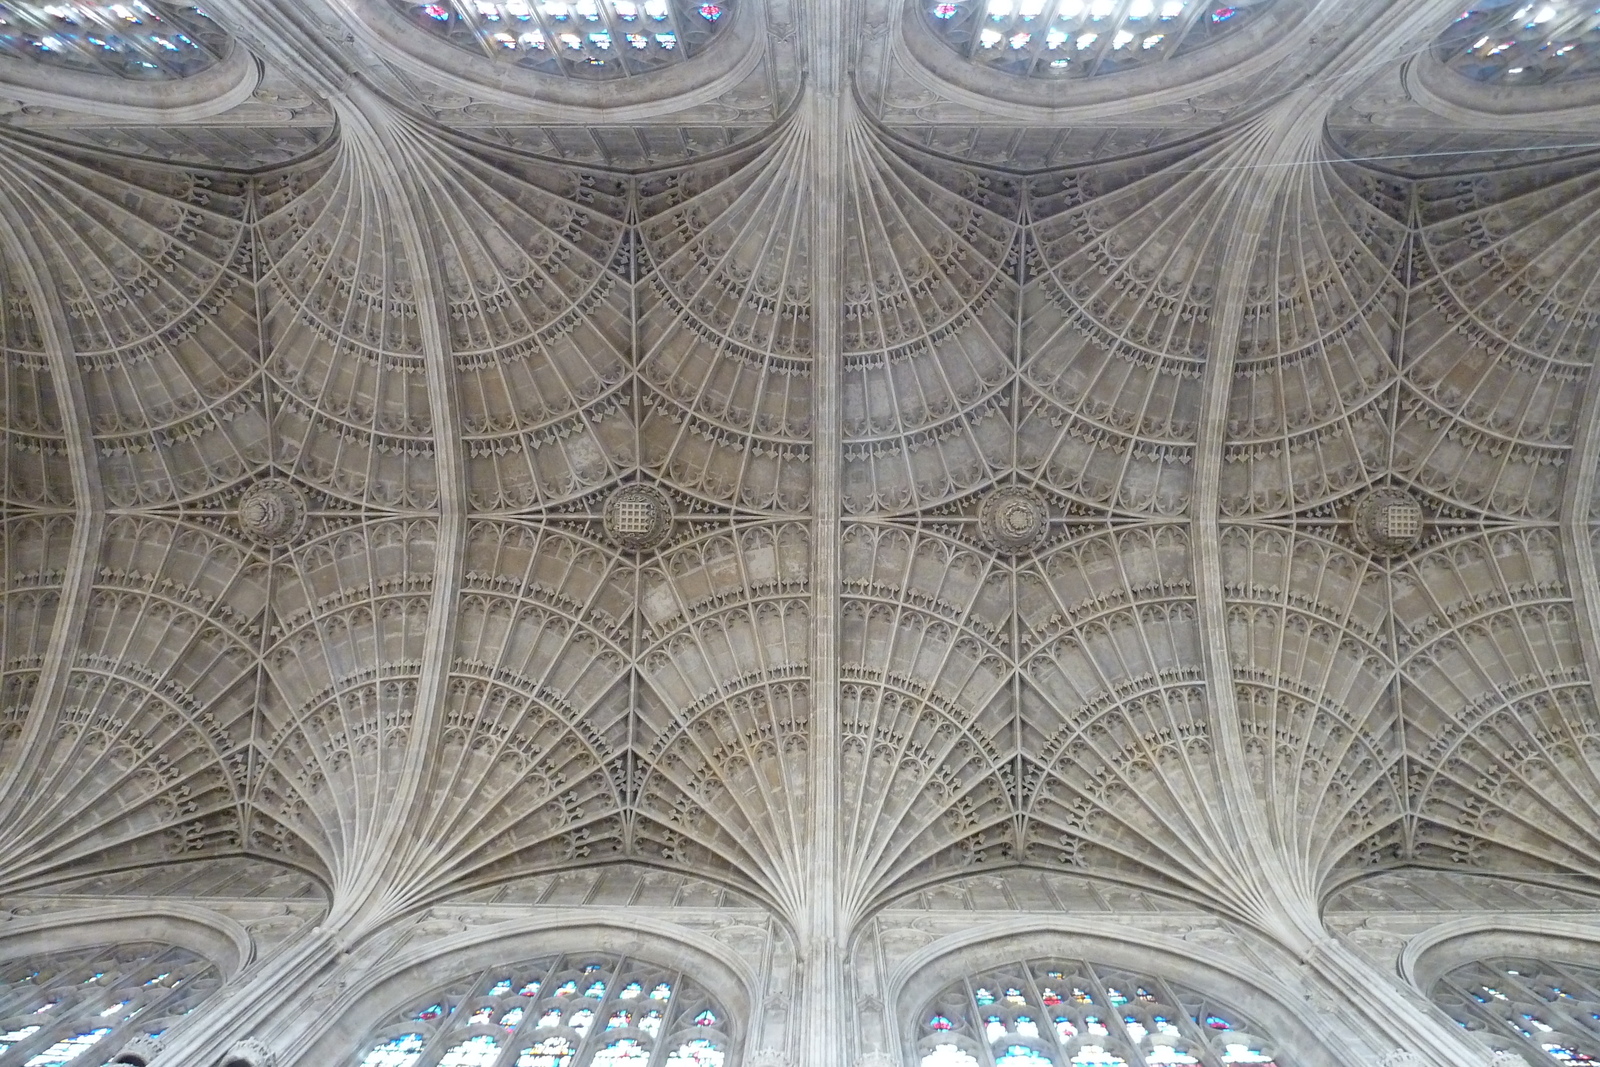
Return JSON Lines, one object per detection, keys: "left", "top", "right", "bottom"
{"left": 3, "top": 0, "right": 1600, "bottom": 1065}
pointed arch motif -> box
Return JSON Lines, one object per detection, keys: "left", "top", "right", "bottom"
{"left": 348, "top": 954, "right": 735, "bottom": 1067}
{"left": 0, "top": 515, "right": 264, "bottom": 891}
{"left": 1432, "top": 955, "right": 1600, "bottom": 1065}
{"left": 0, "top": 941, "right": 222, "bottom": 1067}
{"left": 911, "top": 957, "right": 1288, "bottom": 1067}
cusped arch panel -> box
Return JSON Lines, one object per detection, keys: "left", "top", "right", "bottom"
{"left": 0, "top": 254, "right": 71, "bottom": 509}
{"left": 636, "top": 130, "right": 812, "bottom": 512}
{"left": 640, "top": 523, "right": 811, "bottom": 643}
{"left": 1011, "top": 530, "right": 1297, "bottom": 907}
{"left": 1402, "top": 158, "right": 1600, "bottom": 519}
{"left": 425, "top": 148, "right": 633, "bottom": 513}
{"left": 0, "top": 514, "right": 75, "bottom": 755}
{"left": 630, "top": 524, "right": 812, "bottom": 902}
{"left": 1219, "top": 527, "right": 1403, "bottom": 882}
{"left": 841, "top": 128, "right": 1022, "bottom": 515}
{"left": 843, "top": 527, "right": 1014, "bottom": 717}
{"left": 256, "top": 136, "right": 441, "bottom": 511}
{"left": 391, "top": 669, "right": 632, "bottom": 900}
{"left": 386, "top": 521, "right": 640, "bottom": 900}
{"left": 0, "top": 136, "right": 263, "bottom": 508}
{"left": 0, "top": 515, "right": 265, "bottom": 891}
{"left": 1398, "top": 530, "right": 1600, "bottom": 875}
{"left": 252, "top": 519, "right": 441, "bottom": 881}
{"left": 0, "top": 939, "right": 224, "bottom": 1067}
{"left": 1221, "top": 157, "right": 1408, "bottom": 516}
{"left": 1021, "top": 143, "right": 1227, "bottom": 516}
{"left": 839, "top": 523, "right": 1019, "bottom": 913}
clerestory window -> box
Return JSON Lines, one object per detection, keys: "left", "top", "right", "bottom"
{"left": 352, "top": 955, "right": 733, "bottom": 1067}
{"left": 920, "top": 0, "right": 1275, "bottom": 80}
{"left": 382, "top": 0, "right": 729, "bottom": 79}
{"left": 1433, "top": 2, "right": 1600, "bottom": 85}
{"left": 1433, "top": 957, "right": 1600, "bottom": 1065}
{"left": 0, "top": 942, "right": 221, "bottom": 1067}
{"left": 0, "top": 2, "right": 228, "bottom": 79}
{"left": 915, "top": 959, "right": 1286, "bottom": 1067}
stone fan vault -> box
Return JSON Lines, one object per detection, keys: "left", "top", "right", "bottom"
{"left": 4, "top": 1, "right": 1600, "bottom": 1066}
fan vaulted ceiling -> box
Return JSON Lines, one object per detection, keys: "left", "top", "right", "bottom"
{"left": 3, "top": 0, "right": 1600, "bottom": 1062}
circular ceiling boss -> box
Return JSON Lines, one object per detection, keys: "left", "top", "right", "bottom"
{"left": 236, "top": 478, "right": 309, "bottom": 547}
{"left": 979, "top": 486, "right": 1050, "bottom": 554}
{"left": 604, "top": 484, "right": 674, "bottom": 552}
{"left": 1351, "top": 486, "right": 1425, "bottom": 556}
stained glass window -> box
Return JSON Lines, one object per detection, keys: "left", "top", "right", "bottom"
{"left": 382, "top": 0, "right": 728, "bottom": 80}
{"left": 922, "top": 0, "right": 1273, "bottom": 78}
{"left": 350, "top": 955, "right": 730, "bottom": 1067}
{"left": 915, "top": 960, "right": 1286, "bottom": 1067}
{"left": 1433, "top": 2, "right": 1600, "bottom": 84}
{"left": 0, "top": 944, "right": 221, "bottom": 1067}
{"left": 0, "top": 2, "right": 227, "bottom": 78}
{"left": 1433, "top": 957, "right": 1600, "bottom": 1064}
{"left": 358, "top": 1033, "right": 428, "bottom": 1067}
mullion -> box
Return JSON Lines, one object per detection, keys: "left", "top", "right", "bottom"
{"left": 1019, "top": 5, "right": 1055, "bottom": 77}
{"left": 1507, "top": 963, "right": 1600, "bottom": 1063}
{"left": 1544, "top": 961, "right": 1600, "bottom": 1038}
{"left": 95, "top": 2, "right": 179, "bottom": 77}
{"left": 1083, "top": 0, "right": 1135, "bottom": 76}
{"left": 1081, "top": 963, "right": 1147, "bottom": 1067}
{"left": 488, "top": 958, "right": 568, "bottom": 1067}
{"left": 596, "top": 0, "right": 635, "bottom": 75}
{"left": 528, "top": 2, "right": 577, "bottom": 77}
{"left": 1153, "top": 975, "right": 1227, "bottom": 1067}
{"left": 423, "top": 965, "right": 498, "bottom": 1067}
{"left": 1020, "top": 965, "right": 1056, "bottom": 1061}
{"left": 643, "top": 965, "right": 687, "bottom": 1067}
{"left": 1504, "top": 968, "right": 1560, "bottom": 1064}
{"left": 966, "top": 978, "right": 1002, "bottom": 1067}
{"left": 1154, "top": 0, "right": 1207, "bottom": 61}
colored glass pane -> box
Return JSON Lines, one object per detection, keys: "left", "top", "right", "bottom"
{"left": 359, "top": 1034, "right": 427, "bottom": 1067}
{"left": 383, "top": 0, "right": 727, "bottom": 79}
{"left": 665, "top": 1038, "right": 725, "bottom": 1067}
{"left": 518, "top": 1037, "right": 574, "bottom": 1067}
{"left": 438, "top": 1035, "right": 501, "bottom": 1067}
{"left": 594, "top": 1038, "right": 651, "bottom": 1067}
{"left": 23, "top": 1028, "right": 112, "bottom": 1067}
{"left": 1435, "top": 1, "right": 1600, "bottom": 84}
{"left": 922, "top": 0, "right": 1273, "bottom": 78}
{"left": 0, "top": 1, "right": 227, "bottom": 78}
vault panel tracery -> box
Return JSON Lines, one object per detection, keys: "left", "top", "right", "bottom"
{"left": 6, "top": 8, "right": 1600, "bottom": 1063}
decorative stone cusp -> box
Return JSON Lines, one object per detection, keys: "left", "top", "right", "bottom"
{"left": 1351, "top": 487, "right": 1424, "bottom": 556}
{"left": 979, "top": 486, "right": 1049, "bottom": 554}
{"left": 603, "top": 484, "right": 673, "bottom": 552}
{"left": 236, "top": 478, "right": 308, "bottom": 547}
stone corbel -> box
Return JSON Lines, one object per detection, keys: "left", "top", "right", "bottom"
{"left": 855, "top": 1048, "right": 895, "bottom": 1067}
{"left": 1374, "top": 1053, "right": 1424, "bottom": 1067}
{"left": 110, "top": 1035, "right": 164, "bottom": 1067}
{"left": 222, "top": 1037, "right": 278, "bottom": 1067}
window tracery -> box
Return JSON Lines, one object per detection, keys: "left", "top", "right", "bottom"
{"left": 1433, "top": 957, "right": 1600, "bottom": 1065}
{"left": 915, "top": 961, "right": 1285, "bottom": 1067}
{"left": 920, "top": 0, "right": 1273, "bottom": 78}
{"left": 0, "top": 1, "right": 226, "bottom": 78}
{"left": 352, "top": 955, "right": 731, "bottom": 1067}
{"left": 383, "top": 0, "right": 728, "bottom": 79}
{"left": 0, "top": 943, "right": 221, "bottom": 1067}
{"left": 1433, "top": 1, "right": 1600, "bottom": 84}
